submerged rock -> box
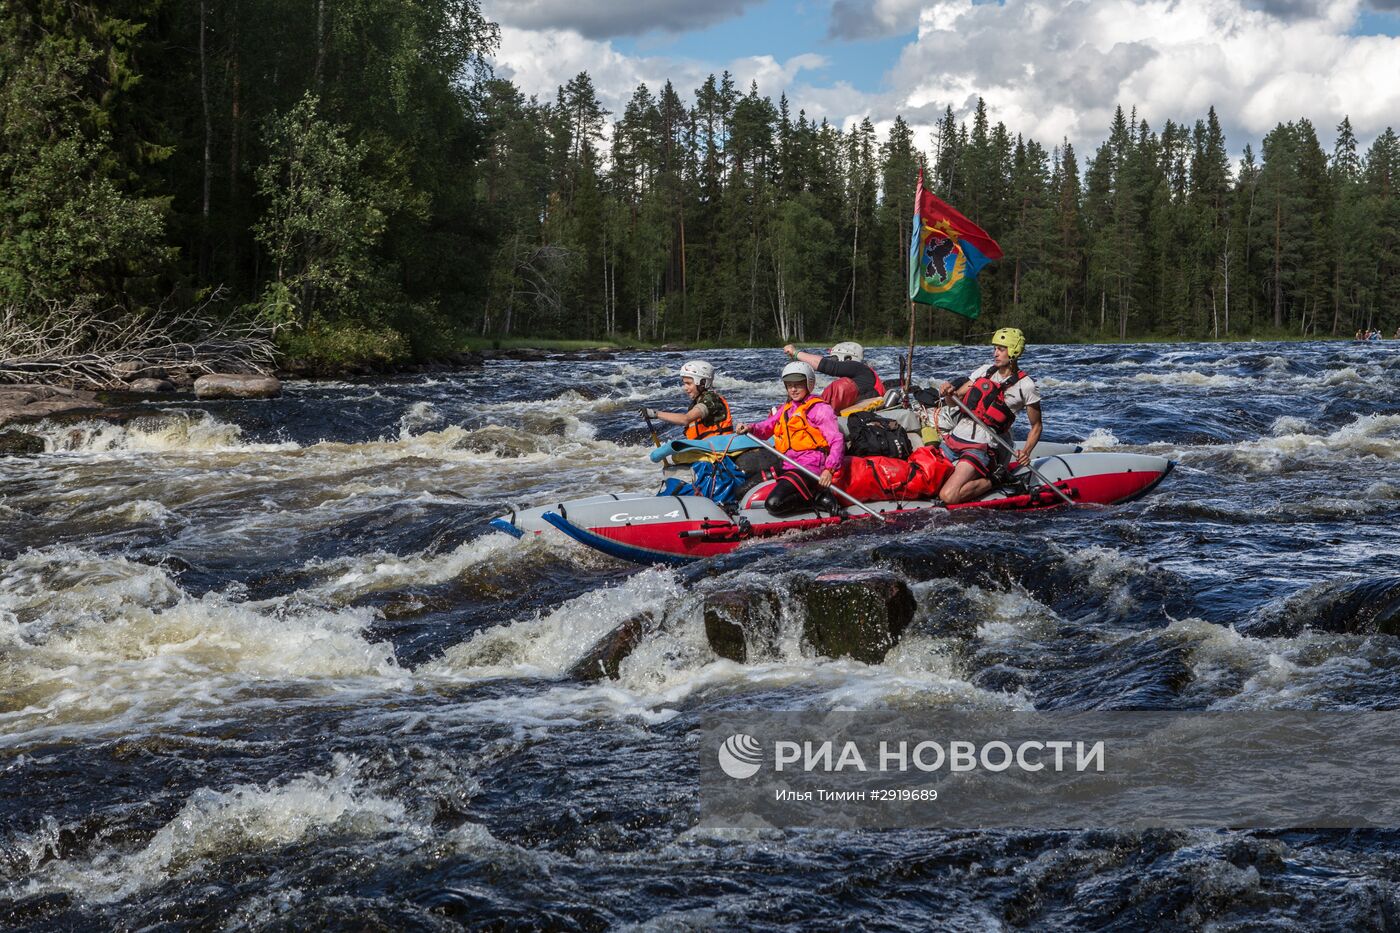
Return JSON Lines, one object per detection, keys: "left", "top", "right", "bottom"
{"left": 194, "top": 373, "right": 282, "bottom": 400}
{"left": 1238, "top": 576, "right": 1400, "bottom": 638}
{"left": 567, "top": 611, "right": 654, "bottom": 681}
{"left": 703, "top": 588, "right": 782, "bottom": 663}
{"left": 0, "top": 430, "right": 45, "bottom": 456}
{"left": 796, "top": 570, "right": 916, "bottom": 664}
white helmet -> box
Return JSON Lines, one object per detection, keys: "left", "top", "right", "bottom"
{"left": 781, "top": 360, "right": 815, "bottom": 391}
{"left": 679, "top": 359, "right": 714, "bottom": 389}
{"left": 830, "top": 341, "right": 864, "bottom": 362}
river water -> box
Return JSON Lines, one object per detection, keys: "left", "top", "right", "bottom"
{"left": 2, "top": 341, "right": 1399, "bottom": 929}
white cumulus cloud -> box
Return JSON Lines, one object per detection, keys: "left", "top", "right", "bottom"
{"left": 489, "top": 0, "right": 1400, "bottom": 159}
{"left": 492, "top": 26, "right": 834, "bottom": 116}
{"left": 886, "top": 0, "right": 1399, "bottom": 151}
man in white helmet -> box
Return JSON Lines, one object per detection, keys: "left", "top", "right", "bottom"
{"left": 640, "top": 359, "right": 733, "bottom": 440}
{"left": 735, "top": 361, "right": 845, "bottom": 516}
{"left": 783, "top": 340, "right": 886, "bottom": 403}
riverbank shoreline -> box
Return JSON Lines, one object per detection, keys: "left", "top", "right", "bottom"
{"left": 1, "top": 332, "right": 1378, "bottom": 431}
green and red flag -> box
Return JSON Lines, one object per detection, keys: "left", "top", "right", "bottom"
{"left": 908, "top": 169, "right": 1003, "bottom": 320}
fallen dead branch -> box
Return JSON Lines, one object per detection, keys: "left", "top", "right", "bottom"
{"left": 0, "top": 289, "right": 281, "bottom": 387}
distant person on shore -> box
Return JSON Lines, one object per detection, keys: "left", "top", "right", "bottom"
{"left": 736, "top": 361, "right": 844, "bottom": 516}
{"left": 782, "top": 341, "right": 886, "bottom": 403}
{"left": 641, "top": 360, "right": 732, "bottom": 440}
{"left": 936, "top": 327, "right": 1042, "bottom": 505}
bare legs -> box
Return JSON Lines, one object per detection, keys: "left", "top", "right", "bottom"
{"left": 938, "top": 458, "right": 993, "bottom": 505}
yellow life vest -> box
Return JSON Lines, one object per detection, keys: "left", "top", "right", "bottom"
{"left": 772, "top": 395, "right": 829, "bottom": 454}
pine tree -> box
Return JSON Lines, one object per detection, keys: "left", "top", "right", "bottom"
{"left": 1363, "top": 127, "right": 1400, "bottom": 333}
{"left": 0, "top": 0, "right": 172, "bottom": 305}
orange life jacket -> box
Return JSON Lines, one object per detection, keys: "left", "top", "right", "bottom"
{"left": 771, "top": 395, "right": 830, "bottom": 454}
{"left": 684, "top": 392, "right": 734, "bottom": 440}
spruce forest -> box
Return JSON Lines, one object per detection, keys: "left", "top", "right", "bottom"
{"left": 2, "top": 0, "right": 1398, "bottom": 374}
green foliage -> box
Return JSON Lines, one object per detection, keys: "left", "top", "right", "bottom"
{"left": 4, "top": 0, "right": 1396, "bottom": 373}
{"left": 252, "top": 92, "right": 406, "bottom": 325}
{"left": 0, "top": 1, "right": 171, "bottom": 305}
{"left": 277, "top": 317, "right": 410, "bottom": 369}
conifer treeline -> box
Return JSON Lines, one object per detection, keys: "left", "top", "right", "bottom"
{"left": 2, "top": 0, "right": 1396, "bottom": 366}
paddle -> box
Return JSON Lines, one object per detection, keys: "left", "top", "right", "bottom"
{"left": 743, "top": 433, "right": 889, "bottom": 522}
{"left": 638, "top": 408, "right": 661, "bottom": 448}
{"left": 943, "top": 392, "right": 1077, "bottom": 507}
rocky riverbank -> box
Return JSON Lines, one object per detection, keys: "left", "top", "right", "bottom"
{"left": 0, "top": 345, "right": 633, "bottom": 454}
{"left": 0, "top": 385, "right": 104, "bottom": 427}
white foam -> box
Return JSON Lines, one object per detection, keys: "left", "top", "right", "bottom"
{"left": 92, "top": 499, "right": 175, "bottom": 524}
{"left": 1035, "top": 376, "right": 1109, "bottom": 390}
{"left": 396, "top": 400, "right": 444, "bottom": 437}
{"left": 1269, "top": 415, "right": 1311, "bottom": 436}
{"left": 423, "top": 569, "right": 684, "bottom": 680}
{"left": 1321, "top": 366, "right": 1364, "bottom": 386}
{"left": 0, "top": 548, "right": 403, "bottom": 743}
{"left": 32, "top": 412, "right": 279, "bottom": 454}
{"left": 1132, "top": 371, "right": 1243, "bottom": 388}
{"left": 10, "top": 756, "right": 405, "bottom": 904}
{"left": 1080, "top": 428, "right": 1121, "bottom": 449}
{"left": 301, "top": 533, "right": 520, "bottom": 604}
{"left": 1245, "top": 413, "right": 1400, "bottom": 461}
{"left": 1056, "top": 545, "right": 1154, "bottom": 618}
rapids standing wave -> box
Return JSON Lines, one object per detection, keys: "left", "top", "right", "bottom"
{"left": 3, "top": 341, "right": 1400, "bottom": 928}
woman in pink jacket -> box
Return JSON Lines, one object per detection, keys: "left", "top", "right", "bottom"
{"left": 736, "top": 361, "right": 845, "bottom": 516}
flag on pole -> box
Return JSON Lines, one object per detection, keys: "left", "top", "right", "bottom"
{"left": 908, "top": 169, "right": 1003, "bottom": 320}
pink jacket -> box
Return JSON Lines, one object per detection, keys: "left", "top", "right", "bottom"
{"left": 751, "top": 396, "right": 845, "bottom": 475}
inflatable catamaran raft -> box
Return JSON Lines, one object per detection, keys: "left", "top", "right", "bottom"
{"left": 490, "top": 433, "right": 1175, "bottom": 566}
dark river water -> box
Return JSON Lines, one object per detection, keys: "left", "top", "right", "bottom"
{"left": 3, "top": 341, "right": 1400, "bottom": 929}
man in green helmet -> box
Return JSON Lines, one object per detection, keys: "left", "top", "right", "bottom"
{"left": 936, "top": 327, "right": 1042, "bottom": 505}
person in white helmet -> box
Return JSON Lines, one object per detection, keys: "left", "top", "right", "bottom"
{"left": 735, "top": 361, "right": 845, "bottom": 516}
{"left": 782, "top": 340, "right": 886, "bottom": 403}
{"left": 640, "top": 360, "right": 733, "bottom": 440}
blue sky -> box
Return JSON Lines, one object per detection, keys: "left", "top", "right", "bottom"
{"left": 486, "top": 0, "right": 1400, "bottom": 154}
{"left": 1355, "top": 6, "right": 1400, "bottom": 33}
{"left": 613, "top": 0, "right": 916, "bottom": 95}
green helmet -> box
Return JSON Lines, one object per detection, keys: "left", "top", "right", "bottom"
{"left": 992, "top": 327, "right": 1026, "bottom": 359}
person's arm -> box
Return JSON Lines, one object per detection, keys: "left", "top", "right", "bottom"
{"left": 938, "top": 376, "right": 970, "bottom": 398}
{"left": 651, "top": 402, "right": 708, "bottom": 427}
{"left": 783, "top": 344, "right": 825, "bottom": 369}
{"left": 1016, "top": 403, "right": 1042, "bottom": 464}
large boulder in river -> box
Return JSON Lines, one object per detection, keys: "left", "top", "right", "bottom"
{"left": 795, "top": 570, "right": 916, "bottom": 664}
{"left": 0, "top": 430, "right": 45, "bottom": 456}
{"left": 194, "top": 373, "right": 282, "bottom": 400}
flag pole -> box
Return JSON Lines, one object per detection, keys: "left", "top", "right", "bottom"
{"left": 905, "top": 167, "right": 923, "bottom": 394}
{"left": 905, "top": 299, "right": 916, "bottom": 393}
